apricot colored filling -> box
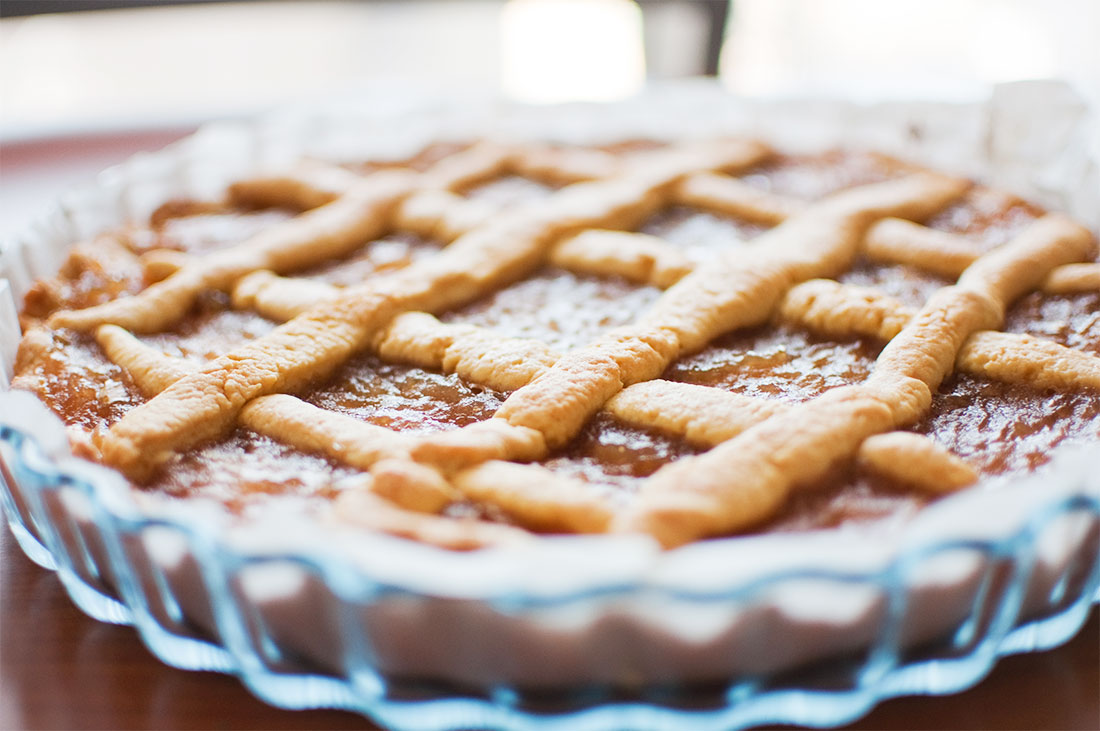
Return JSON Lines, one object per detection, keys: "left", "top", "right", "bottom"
{"left": 303, "top": 354, "right": 505, "bottom": 434}
{"left": 12, "top": 147, "right": 1099, "bottom": 539}
{"left": 298, "top": 232, "right": 443, "bottom": 286}
{"left": 146, "top": 428, "right": 358, "bottom": 515}
{"left": 442, "top": 267, "right": 662, "bottom": 351}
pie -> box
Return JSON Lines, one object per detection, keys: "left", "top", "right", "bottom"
{"left": 2, "top": 88, "right": 1099, "bottom": 716}
{"left": 9, "top": 130, "right": 1100, "bottom": 553}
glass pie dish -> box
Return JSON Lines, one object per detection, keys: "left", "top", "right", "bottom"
{"left": 1, "top": 81, "right": 1099, "bottom": 731}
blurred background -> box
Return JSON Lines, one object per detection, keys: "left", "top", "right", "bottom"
{"left": 1, "top": 0, "right": 1097, "bottom": 236}
{"left": 2, "top": 0, "right": 1097, "bottom": 137}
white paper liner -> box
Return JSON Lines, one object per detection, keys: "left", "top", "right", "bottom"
{"left": 0, "top": 80, "right": 1098, "bottom": 692}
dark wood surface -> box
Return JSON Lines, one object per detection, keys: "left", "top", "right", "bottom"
{"left": 2, "top": 524, "right": 1098, "bottom": 731}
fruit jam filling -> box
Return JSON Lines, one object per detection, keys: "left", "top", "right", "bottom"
{"left": 11, "top": 145, "right": 1099, "bottom": 535}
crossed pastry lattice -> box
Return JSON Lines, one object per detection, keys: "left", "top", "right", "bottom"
{"left": 36, "top": 138, "right": 1100, "bottom": 548}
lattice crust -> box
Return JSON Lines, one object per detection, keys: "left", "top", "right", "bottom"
{"left": 18, "top": 136, "right": 1100, "bottom": 550}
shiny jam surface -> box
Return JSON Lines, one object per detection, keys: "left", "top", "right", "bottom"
{"left": 839, "top": 260, "right": 953, "bottom": 309}
{"left": 12, "top": 148, "right": 1100, "bottom": 536}
{"left": 921, "top": 375, "right": 1100, "bottom": 477}
{"left": 1005, "top": 292, "right": 1100, "bottom": 354}
{"left": 443, "top": 267, "right": 662, "bottom": 351}
{"left": 146, "top": 427, "right": 358, "bottom": 515}
{"left": 542, "top": 412, "right": 701, "bottom": 503}
{"left": 16, "top": 330, "right": 145, "bottom": 431}
{"left": 298, "top": 232, "right": 442, "bottom": 286}
{"left": 737, "top": 150, "right": 917, "bottom": 199}
{"left": 464, "top": 175, "right": 558, "bottom": 206}
{"left": 667, "top": 326, "right": 881, "bottom": 402}
{"left": 924, "top": 187, "right": 1045, "bottom": 248}
{"left": 640, "top": 206, "right": 769, "bottom": 261}
{"left": 303, "top": 354, "right": 505, "bottom": 433}
{"left": 139, "top": 293, "right": 277, "bottom": 366}
{"left": 142, "top": 208, "right": 296, "bottom": 255}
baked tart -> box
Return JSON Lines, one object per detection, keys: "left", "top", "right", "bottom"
{"left": 1, "top": 84, "right": 1098, "bottom": 726}
{"left": 10, "top": 132, "right": 1099, "bottom": 549}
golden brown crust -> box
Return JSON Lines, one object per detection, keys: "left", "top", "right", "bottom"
{"left": 16, "top": 134, "right": 1099, "bottom": 551}
{"left": 510, "top": 145, "right": 620, "bottom": 184}
{"left": 368, "top": 458, "right": 459, "bottom": 514}
{"left": 333, "top": 489, "right": 532, "bottom": 550}
{"left": 1040, "top": 262, "right": 1100, "bottom": 294}
{"left": 863, "top": 218, "right": 985, "bottom": 278}
{"left": 376, "top": 312, "right": 558, "bottom": 392}
{"left": 625, "top": 212, "right": 1094, "bottom": 547}
{"left": 240, "top": 395, "right": 414, "bottom": 471}
{"left": 452, "top": 460, "right": 614, "bottom": 534}
{"left": 605, "top": 380, "right": 787, "bottom": 448}
{"left": 550, "top": 230, "right": 693, "bottom": 288}
{"left": 619, "top": 385, "right": 899, "bottom": 546}
{"left": 672, "top": 171, "right": 800, "bottom": 225}
{"left": 90, "top": 141, "right": 769, "bottom": 481}
{"left": 94, "top": 324, "right": 190, "bottom": 394}
{"left": 858, "top": 432, "right": 977, "bottom": 493}
{"left": 231, "top": 270, "right": 339, "bottom": 321}
{"left": 956, "top": 214, "right": 1094, "bottom": 312}
{"left": 958, "top": 331, "right": 1100, "bottom": 391}
{"left": 778, "top": 279, "right": 916, "bottom": 341}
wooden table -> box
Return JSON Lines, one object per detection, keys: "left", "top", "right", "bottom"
{"left": 2, "top": 523, "right": 1097, "bottom": 731}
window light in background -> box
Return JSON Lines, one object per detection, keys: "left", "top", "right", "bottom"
{"left": 1, "top": 0, "right": 1097, "bottom": 137}
{"left": 501, "top": 0, "right": 646, "bottom": 104}
{"left": 721, "top": 0, "right": 1097, "bottom": 101}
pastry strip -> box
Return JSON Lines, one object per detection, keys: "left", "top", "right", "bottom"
{"left": 452, "top": 460, "right": 614, "bottom": 534}
{"left": 778, "top": 279, "right": 916, "bottom": 341}
{"left": 392, "top": 190, "right": 497, "bottom": 242}
{"left": 375, "top": 312, "right": 558, "bottom": 392}
{"left": 91, "top": 326, "right": 496, "bottom": 534}
{"left": 368, "top": 459, "right": 460, "bottom": 514}
{"left": 857, "top": 432, "right": 978, "bottom": 493}
{"left": 605, "top": 380, "right": 787, "bottom": 447}
{"left": 957, "top": 331, "right": 1100, "bottom": 392}
{"left": 46, "top": 144, "right": 519, "bottom": 333}
{"left": 239, "top": 395, "right": 414, "bottom": 472}
{"left": 549, "top": 230, "right": 694, "bottom": 289}
{"left": 228, "top": 160, "right": 362, "bottom": 210}
{"left": 607, "top": 380, "right": 974, "bottom": 493}
{"left": 622, "top": 213, "right": 1094, "bottom": 547}
{"left": 96, "top": 141, "right": 769, "bottom": 481}
{"left": 778, "top": 279, "right": 1100, "bottom": 390}
{"left": 862, "top": 218, "right": 986, "bottom": 278}
{"left": 431, "top": 172, "right": 969, "bottom": 466}
{"left": 1040, "top": 262, "right": 1100, "bottom": 294}
{"left": 672, "top": 171, "right": 800, "bottom": 225}
{"left": 94, "top": 324, "right": 192, "bottom": 393}
{"left": 334, "top": 489, "right": 532, "bottom": 549}
{"left": 509, "top": 145, "right": 620, "bottom": 184}
{"left": 93, "top": 325, "right": 416, "bottom": 469}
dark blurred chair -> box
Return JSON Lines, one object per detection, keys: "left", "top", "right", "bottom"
{"left": 0, "top": 0, "right": 226, "bottom": 13}
{"left": 637, "top": 0, "right": 728, "bottom": 76}
{"left": 1, "top": 0, "right": 730, "bottom": 77}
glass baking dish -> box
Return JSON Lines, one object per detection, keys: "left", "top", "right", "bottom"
{"left": 1, "top": 81, "right": 1098, "bottom": 730}
{"left": 3, "top": 397, "right": 1098, "bottom": 730}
